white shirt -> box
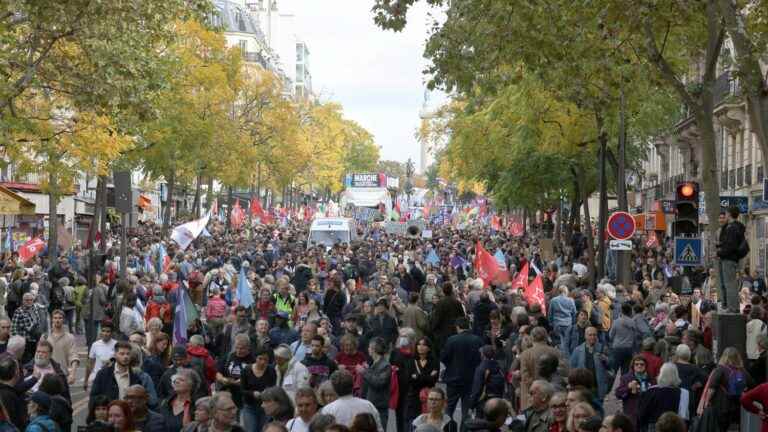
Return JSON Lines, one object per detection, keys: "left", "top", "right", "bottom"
{"left": 286, "top": 417, "right": 311, "bottom": 432}
{"left": 88, "top": 338, "right": 117, "bottom": 383}
{"left": 321, "top": 396, "right": 383, "bottom": 432}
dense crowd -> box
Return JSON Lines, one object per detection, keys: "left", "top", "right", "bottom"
{"left": 0, "top": 204, "right": 763, "bottom": 432}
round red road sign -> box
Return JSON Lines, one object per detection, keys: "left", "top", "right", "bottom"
{"left": 607, "top": 211, "right": 636, "bottom": 241}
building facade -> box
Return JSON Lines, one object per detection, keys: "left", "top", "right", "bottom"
{"left": 637, "top": 44, "right": 768, "bottom": 274}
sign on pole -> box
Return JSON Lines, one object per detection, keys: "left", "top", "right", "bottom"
{"left": 609, "top": 240, "right": 632, "bottom": 251}
{"left": 674, "top": 237, "right": 703, "bottom": 266}
{"left": 607, "top": 211, "right": 636, "bottom": 240}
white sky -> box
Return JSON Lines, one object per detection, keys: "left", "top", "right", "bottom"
{"left": 283, "top": 0, "right": 445, "bottom": 166}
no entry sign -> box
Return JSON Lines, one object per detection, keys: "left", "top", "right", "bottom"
{"left": 607, "top": 211, "right": 636, "bottom": 241}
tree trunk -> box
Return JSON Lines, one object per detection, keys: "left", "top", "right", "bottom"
{"left": 642, "top": 0, "right": 723, "bottom": 260}
{"left": 581, "top": 166, "right": 596, "bottom": 286}
{"left": 88, "top": 176, "right": 102, "bottom": 251}
{"left": 48, "top": 171, "right": 59, "bottom": 258}
{"left": 226, "top": 186, "right": 233, "bottom": 230}
{"left": 162, "top": 171, "right": 175, "bottom": 236}
{"left": 596, "top": 114, "right": 608, "bottom": 282}
{"left": 192, "top": 174, "right": 202, "bottom": 218}
{"left": 206, "top": 176, "right": 214, "bottom": 211}
{"left": 257, "top": 162, "right": 263, "bottom": 206}
{"left": 98, "top": 175, "right": 107, "bottom": 253}
{"left": 617, "top": 89, "right": 628, "bottom": 212}
{"left": 717, "top": 0, "right": 768, "bottom": 168}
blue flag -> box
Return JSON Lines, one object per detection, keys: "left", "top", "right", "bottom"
{"left": 494, "top": 249, "right": 507, "bottom": 269}
{"left": 236, "top": 266, "right": 255, "bottom": 308}
{"left": 156, "top": 243, "right": 167, "bottom": 274}
{"left": 425, "top": 249, "right": 440, "bottom": 266}
{"left": 3, "top": 228, "right": 11, "bottom": 252}
{"left": 173, "top": 285, "right": 189, "bottom": 345}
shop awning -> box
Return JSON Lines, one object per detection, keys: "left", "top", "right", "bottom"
{"left": 0, "top": 186, "right": 36, "bottom": 215}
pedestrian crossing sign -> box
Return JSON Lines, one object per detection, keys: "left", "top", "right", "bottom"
{"left": 674, "top": 237, "right": 703, "bottom": 266}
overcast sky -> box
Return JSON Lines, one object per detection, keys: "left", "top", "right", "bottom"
{"left": 283, "top": 0, "right": 444, "bottom": 167}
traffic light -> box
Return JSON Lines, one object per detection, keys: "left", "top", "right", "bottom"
{"left": 673, "top": 181, "right": 699, "bottom": 237}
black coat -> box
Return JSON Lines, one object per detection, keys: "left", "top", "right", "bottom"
{"left": 717, "top": 220, "right": 746, "bottom": 262}
{"left": 366, "top": 313, "right": 398, "bottom": 347}
{"left": 0, "top": 382, "right": 27, "bottom": 430}
{"left": 441, "top": 331, "right": 483, "bottom": 388}
{"left": 430, "top": 296, "right": 465, "bottom": 347}
{"left": 89, "top": 365, "right": 142, "bottom": 412}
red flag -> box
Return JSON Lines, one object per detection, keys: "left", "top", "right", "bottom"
{"left": 491, "top": 215, "right": 502, "bottom": 231}
{"left": 423, "top": 203, "right": 431, "bottom": 218}
{"left": 509, "top": 219, "right": 524, "bottom": 237}
{"left": 525, "top": 274, "right": 547, "bottom": 314}
{"left": 474, "top": 241, "right": 500, "bottom": 287}
{"left": 305, "top": 206, "right": 314, "bottom": 222}
{"left": 231, "top": 199, "right": 245, "bottom": 229}
{"left": 19, "top": 238, "right": 45, "bottom": 262}
{"left": 510, "top": 262, "right": 529, "bottom": 291}
{"left": 250, "top": 199, "right": 264, "bottom": 219}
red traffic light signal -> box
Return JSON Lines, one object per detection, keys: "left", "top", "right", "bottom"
{"left": 676, "top": 182, "right": 699, "bottom": 202}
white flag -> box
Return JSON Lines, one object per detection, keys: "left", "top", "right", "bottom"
{"left": 170, "top": 212, "right": 211, "bottom": 250}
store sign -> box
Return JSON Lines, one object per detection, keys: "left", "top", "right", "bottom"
{"left": 719, "top": 196, "right": 749, "bottom": 214}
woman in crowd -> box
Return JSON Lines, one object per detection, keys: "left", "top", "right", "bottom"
{"left": 699, "top": 347, "right": 754, "bottom": 432}
{"left": 143, "top": 332, "right": 170, "bottom": 388}
{"left": 405, "top": 337, "right": 440, "bottom": 428}
{"left": 145, "top": 317, "right": 164, "bottom": 350}
{"left": 182, "top": 397, "right": 212, "bottom": 432}
{"left": 411, "top": 388, "right": 458, "bottom": 432}
{"left": 86, "top": 395, "right": 112, "bottom": 425}
{"left": 318, "top": 380, "right": 338, "bottom": 407}
{"left": 241, "top": 346, "right": 278, "bottom": 432}
{"left": 638, "top": 363, "right": 689, "bottom": 432}
{"left": 261, "top": 386, "right": 295, "bottom": 425}
{"left": 107, "top": 400, "right": 139, "bottom": 432}
{"left": 158, "top": 368, "right": 198, "bottom": 431}
{"left": 336, "top": 335, "right": 367, "bottom": 396}
{"left": 294, "top": 292, "right": 311, "bottom": 326}
{"left": 615, "top": 356, "right": 654, "bottom": 428}
{"left": 566, "top": 402, "right": 597, "bottom": 432}
{"left": 548, "top": 392, "right": 568, "bottom": 432}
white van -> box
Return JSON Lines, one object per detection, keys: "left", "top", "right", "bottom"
{"left": 307, "top": 217, "right": 356, "bottom": 249}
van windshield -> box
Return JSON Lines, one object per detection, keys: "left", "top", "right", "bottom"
{"left": 309, "top": 230, "right": 350, "bottom": 247}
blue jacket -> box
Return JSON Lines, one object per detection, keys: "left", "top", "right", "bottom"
{"left": 569, "top": 342, "right": 611, "bottom": 399}
{"left": 24, "top": 415, "right": 59, "bottom": 432}
{"left": 548, "top": 295, "right": 576, "bottom": 327}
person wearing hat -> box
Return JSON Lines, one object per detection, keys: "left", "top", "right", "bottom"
{"left": 157, "top": 345, "right": 205, "bottom": 400}
{"left": 269, "top": 311, "right": 299, "bottom": 347}
{"left": 26, "top": 391, "right": 59, "bottom": 432}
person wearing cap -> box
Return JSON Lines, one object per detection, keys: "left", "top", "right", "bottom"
{"left": 26, "top": 391, "right": 58, "bottom": 432}
{"left": 274, "top": 344, "right": 310, "bottom": 402}
{"left": 157, "top": 344, "right": 205, "bottom": 400}
{"left": 269, "top": 311, "right": 299, "bottom": 347}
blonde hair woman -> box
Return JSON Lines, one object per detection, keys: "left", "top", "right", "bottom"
{"left": 697, "top": 347, "right": 753, "bottom": 432}
{"left": 566, "top": 402, "right": 596, "bottom": 432}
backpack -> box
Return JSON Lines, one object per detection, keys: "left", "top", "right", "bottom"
{"left": 388, "top": 365, "right": 399, "bottom": 410}
{"left": 481, "top": 365, "right": 506, "bottom": 402}
{"left": 724, "top": 367, "right": 746, "bottom": 396}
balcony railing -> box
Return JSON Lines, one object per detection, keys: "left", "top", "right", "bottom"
{"left": 243, "top": 51, "right": 267, "bottom": 67}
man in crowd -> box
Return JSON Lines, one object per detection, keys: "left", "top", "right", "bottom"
{"left": 44, "top": 309, "right": 79, "bottom": 385}
{"left": 126, "top": 384, "right": 166, "bottom": 432}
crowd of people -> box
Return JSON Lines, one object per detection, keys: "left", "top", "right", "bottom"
{"left": 0, "top": 204, "right": 762, "bottom": 432}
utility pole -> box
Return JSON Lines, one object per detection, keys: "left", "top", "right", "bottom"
{"left": 616, "top": 89, "right": 632, "bottom": 288}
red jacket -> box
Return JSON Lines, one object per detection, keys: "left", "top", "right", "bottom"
{"left": 741, "top": 382, "right": 768, "bottom": 432}
{"left": 187, "top": 345, "right": 217, "bottom": 387}
{"left": 145, "top": 301, "right": 172, "bottom": 325}
{"left": 640, "top": 351, "right": 663, "bottom": 379}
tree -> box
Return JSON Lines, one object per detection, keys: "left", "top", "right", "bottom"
{"left": 0, "top": 0, "right": 211, "bottom": 118}
{"left": 136, "top": 20, "right": 242, "bottom": 234}
{"left": 342, "top": 120, "right": 380, "bottom": 173}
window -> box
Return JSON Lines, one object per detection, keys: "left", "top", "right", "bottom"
{"left": 238, "top": 40, "right": 247, "bottom": 53}
{"left": 722, "top": 171, "right": 728, "bottom": 191}
{"left": 296, "top": 64, "right": 304, "bottom": 82}
{"left": 746, "top": 164, "right": 752, "bottom": 186}
{"left": 296, "top": 44, "right": 303, "bottom": 62}
{"left": 759, "top": 165, "right": 764, "bottom": 183}
{"left": 737, "top": 167, "right": 743, "bottom": 187}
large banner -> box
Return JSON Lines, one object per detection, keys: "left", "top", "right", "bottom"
{"left": 171, "top": 212, "right": 211, "bottom": 250}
